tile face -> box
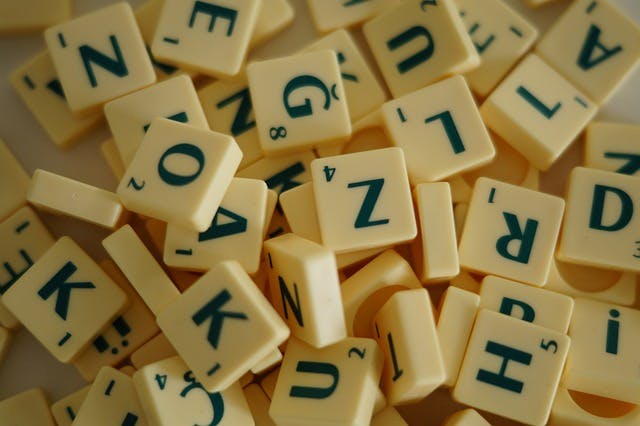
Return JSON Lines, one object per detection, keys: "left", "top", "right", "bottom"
{"left": 269, "top": 338, "right": 383, "bottom": 426}
{"left": 443, "top": 409, "right": 491, "bottom": 426}
{"left": 250, "top": 0, "right": 294, "bottom": 48}
{"left": 363, "top": 0, "right": 479, "bottom": 98}
{"left": 73, "top": 260, "right": 159, "bottom": 381}
{"left": 382, "top": 76, "right": 495, "bottom": 184}
{"left": 0, "top": 0, "right": 70, "bottom": 34}
{"left": 371, "top": 406, "right": 408, "bottom": 426}
{"left": 164, "top": 178, "right": 268, "bottom": 274}
{"left": 117, "top": 118, "right": 242, "bottom": 232}
{"left": 550, "top": 387, "right": 640, "bottom": 426}
{"left": 248, "top": 50, "right": 351, "bottom": 156}
{"left": 28, "top": 169, "right": 125, "bottom": 230}
{"left": 134, "top": 356, "right": 254, "bottom": 426}
{"left": 44, "top": 3, "right": 156, "bottom": 116}
{"left": 480, "top": 276, "right": 574, "bottom": 333}
{"left": 411, "top": 183, "right": 459, "bottom": 283}
{"left": 311, "top": 148, "right": 417, "bottom": 253}
{"left": 105, "top": 75, "right": 209, "bottom": 166}
{"left": 456, "top": 0, "right": 538, "bottom": 97}
{"left": 264, "top": 233, "right": 346, "bottom": 348}
{"left": 480, "top": 54, "right": 597, "bottom": 171}
{"left": 152, "top": 0, "right": 260, "bottom": 78}
{"left": 303, "top": 30, "right": 387, "bottom": 122}
{"left": 101, "top": 139, "right": 126, "bottom": 181}
{"left": 436, "top": 287, "right": 481, "bottom": 388}
{"left": 198, "top": 76, "right": 262, "bottom": 169}
{"left": 373, "top": 289, "right": 445, "bottom": 405}
{"left": 157, "top": 261, "right": 289, "bottom": 392}
{"left": 0, "top": 139, "right": 30, "bottom": 222}
{"left": 585, "top": 122, "right": 640, "bottom": 176}
{"left": 237, "top": 150, "right": 316, "bottom": 195}
{"left": 453, "top": 310, "right": 570, "bottom": 426}
{"left": 558, "top": 167, "right": 640, "bottom": 273}
{"left": 459, "top": 177, "right": 565, "bottom": 287}
{"left": 73, "top": 367, "right": 148, "bottom": 426}
{"left": 50, "top": 385, "right": 91, "bottom": 426}
{"left": 306, "top": 0, "right": 397, "bottom": 33}
{"left": 0, "top": 206, "right": 55, "bottom": 330}
{"left": 10, "top": 51, "right": 103, "bottom": 149}
{"left": 536, "top": 0, "right": 640, "bottom": 103}
{"left": 565, "top": 298, "right": 640, "bottom": 404}
{"left": 0, "top": 389, "right": 55, "bottom": 426}
{"left": 2, "top": 237, "right": 128, "bottom": 363}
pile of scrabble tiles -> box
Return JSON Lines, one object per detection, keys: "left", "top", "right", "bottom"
{"left": 1, "top": 0, "right": 639, "bottom": 424}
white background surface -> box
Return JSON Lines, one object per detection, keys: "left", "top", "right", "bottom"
{"left": 0, "top": 0, "right": 639, "bottom": 423}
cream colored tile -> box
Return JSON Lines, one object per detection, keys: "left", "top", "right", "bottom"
{"left": 28, "top": 169, "right": 126, "bottom": 230}
{"left": 250, "top": 0, "right": 294, "bottom": 48}
{"left": 536, "top": 0, "right": 640, "bottom": 103}
{"left": 342, "top": 125, "right": 391, "bottom": 155}
{"left": 44, "top": 3, "right": 155, "bottom": 116}
{"left": 2, "top": 237, "right": 128, "bottom": 363}
{"left": 251, "top": 347, "right": 283, "bottom": 374}
{"left": 453, "top": 202, "right": 469, "bottom": 244}
{"left": 443, "top": 409, "right": 491, "bottom": 426}
{"left": 50, "top": 385, "right": 91, "bottom": 426}
{"left": 130, "top": 333, "right": 177, "bottom": 370}
{"left": 363, "top": 0, "right": 479, "bottom": 98}
{"left": 244, "top": 384, "right": 275, "bottom": 425}
{"left": 269, "top": 337, "right": 383, "bottom": 426}
{"left": 9, "top": 51, "right": 103, "bottom": 149}
{"left": 453, "top": 310, "right": 570, "bottom": 425}
{"left": 371, "top": 406, "right": 407, "bottom": 426}
{"left": 306, "top": 0, "right": 397, "bottom": 33}
{"left": 247, "top": 50, "right": 351, "bottom": 156}
{"left": 0, "top": 139, "right": 31, "bottom": 222}
{"left": 459, "top": 177, "right": 565, "bottom": 287}
{"left": 558, "top": 167, "right": 640, "bottom": 273}
{"left": 450, "top": 270, "right": 482, "bottom": 294}
{"left": 585, "top": 121, "right": 640, "bottom": 176}
{"left": 0, "top": 0, "right": 70, "bottom": 34}
{"left": 550, "top": 387, "right": 640, "bottom": 426}
{"left": 0, "top": 389, "right": 55, "bottom": 425}
{"left": 480, "top": 54, "right": 597, "bottom": 171}
{"left": 101, "top": 139, "right": 126, "bottom": 181}
{"left": 117, "top": 118, "right": 241, "bottom": 232}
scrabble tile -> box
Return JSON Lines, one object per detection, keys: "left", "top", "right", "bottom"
{"left": 130, "top": 333, "right": 177, "bottom": 370}
{"left": 558, "top": 167, "right": 640, "bottom": 273}
{"left": 73, "top": 260, "right": 159, "bottom": 381}
{"left": 247, "top": 50, "right": 351, "bottom": 156}
{"left": 0, "top": 389, "right": 55, "bottom": 426}
{"left": 564, "top": 298, "right": 640, "bottom": 404}
{"left": 0, "top": 140, "right": 31, "bottom": 222}
{"left": 585, "top": 121, "right": 640, "bottom": 176}
{"left": 10, "top": 51, "right": 103, "bottom": 149}
{"left": 51, "top": 385, "right": 91, "bottom": 426}
{"left": 480, "top": 275, "right": 574, "bottom": 333}
{"left": 453, "top": 202, "right": 469, "bottom": 242}
{"left": 28, "top": 169, "right": 126, "bottom": 230}
{"left": 363, "top": 0, "right": 479, "bottom": 98}
{"left": 536, "top": 0, "right": 640, "bottom": 104}
{"left": 237, "top": 150, "right": 316, "bottom": 195}
{"left": 269, "top": 337, "right": 383, "bottom": 426}
{"left": 550, "top": 387, "right": 640, "bottom": 426}
{"left": 459, "top": 177, "right": 565, "bottom": 287}
{"left": 341, "top": 250, "right": 422, "bottom": 337}
{"left": 342, "top": 125, "right": 392, "bottom": 155}
{"left": 373, "top": 289, "right": 445, "bottom": 405}
{"left": 73, "top": 367, "right": 148, "bottom": 426}
{"left": 311, "top": 148, "right": 416, "bottom": 253}
{"left": 117, "top": 118, "right": 242, "bottom": 232}
{"left": 151, "top": 0, "right": 261, "bottom": 78}
{"left": 260, "top": 367, "right": 279, "bottom": 399}
{"left": 105, "top": 75, "right": 209, "bottom": 166}
{"left": 44, "top": 3, "right": 156, "bottom": 116}
{"left": 0, "top": 206, "right": 55, "bottom": 330}
{"left": 157, "top": 261, "right": 289, "bottom": 392}
{"left": 0, "top": 326, "right": 10, "bottom": 363}
{"left": 526, "top": 0, "right": 560, "bottom": 7}
{"left": 198, "top": 76, "right": 263, "bottom": 169}
{"left": 134, "top": 356, "right": 254, "bottom": 425}
{"left": 546, "top": 258, "right": 637, "bottom": 306}
{"left": 453, "top": 310, "right": 570, "bottom": 425}
{"left": 251, "top": 347, "right": 283, "bottom": 374}
{"left": 480, "top": 54, "right": 597, "bottom": 171}
{"left": 443, "top": 409, "right": 491, "bottom": 426}
{"left": 165, "top": 178, "right": 268, "bottom": 274}
{"left": 411, "top": 183, "right": 459, "bottom": 283}
{"left": 0, "top": 0, "right": 70, "bottom": 34}
{"left": 264, "top": 189, "right": 278, "bottom": 238}
{"left": 306, "top": 0, "right": 397, "bottom": 33}
{"left": 250, "top": 0, "right": 294, "bottom": 48}
{"left": 244, "top": 384, "right": 275, "bottom": 426}
{"left": 103, "top": 225, "right": 180, "bottom": 317}
{"left": 2, "top": 237, "right": 128, "bottom": 363}
{"left": 303, "top": 30, "right": 387, "bottom": 122}
{"left": 264, "top": 233, "right": 346, "bottom": 348}
{"left": 371, "top": 406, "right": 408, "bottom": 426}
{"left": 456, "top": 0, "right": 538, "bottom": 97}
{"left": 382, "top": 76, "right": 495, "bottom": 184}
{"left": 436, "top": 287, "right": 481, "bottom": 388}
{"left": 101, "top": 139, "right": 126, "bottom": 181}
